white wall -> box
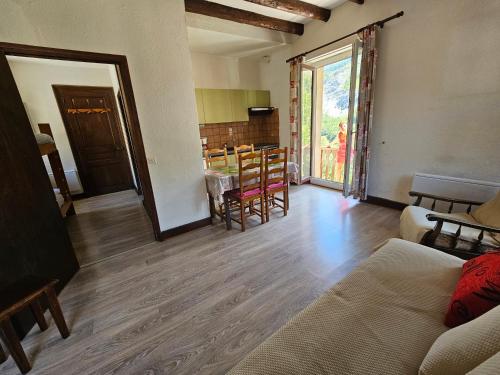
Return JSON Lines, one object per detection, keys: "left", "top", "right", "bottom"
{"left": 0, "top": 0, "right": 210, "bottom": 231}
{"left": 261, "top": 0, "right": 500, "bottom": 203}
{"left": 8, "top": 57, "right": 127, "bottom": 193}
{"left": 191, "top": 51, "right": 262, "bottom": 89}
{"left": 259, "top": 46, "right": 292, "bottom": 149}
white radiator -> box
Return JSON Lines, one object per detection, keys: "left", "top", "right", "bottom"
{"left": 411, "top": 173, "right": 499, "bottom": 210}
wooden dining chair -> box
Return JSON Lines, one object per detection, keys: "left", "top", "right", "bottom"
{"left": 234, "top": 144, "right": 255, "bottom": 163}
{"left": 264, "top": 147, "right": 289, "bottom": 222}
{"left": 227, "top": 151, "right": 265, "bottom": 232}
{"left": 204, "top": 147, "right": 228, "bottom": 169}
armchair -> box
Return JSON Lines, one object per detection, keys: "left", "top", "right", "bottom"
{"left": 400, "top": 191, "right": 500, "bottom": 259}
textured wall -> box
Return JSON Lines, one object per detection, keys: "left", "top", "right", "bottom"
{"left": 0, "top": 0, "right": 210, "bottom": 230}
{"left": 261, "top": 0, "right": 500, "bottom": 202}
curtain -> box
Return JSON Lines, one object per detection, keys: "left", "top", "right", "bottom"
{"left": 289, "top": 56, "right": 303, "bottom": 184}
{"left": 352, "top": 26, "right": 378, "bottom": 200}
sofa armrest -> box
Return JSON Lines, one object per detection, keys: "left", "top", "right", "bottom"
{"left": 426, "top": 214, "right": 500, "bottom": 234}
{"left": 409, "top": 191, "right": 484, "bottom": 213}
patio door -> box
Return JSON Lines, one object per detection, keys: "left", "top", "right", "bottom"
{"left": 300, "top": 65, "right": 314, "bottom": 182}
{"left": 303, "top": 42, "right": 362, "bottom": 192}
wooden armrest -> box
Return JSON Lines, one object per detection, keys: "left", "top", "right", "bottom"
{"left": 409, "top": 191, "right": 484, "bottom": 213}
{"left": 426, "top": 213, "right": 500, "bottom": 233}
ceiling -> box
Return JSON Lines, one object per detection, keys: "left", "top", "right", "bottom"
{"left": 187, "top": 0, "right": 348, "bottom": 58}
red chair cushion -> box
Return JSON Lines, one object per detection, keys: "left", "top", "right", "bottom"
{"left": 229, "top": 188, "right": 262, "bottom": 199}
{"left": 267, "top": 182, "right": 286, "bottom": 191}
{"left": 444, "top": 251, "right": 500, "bottom": 328}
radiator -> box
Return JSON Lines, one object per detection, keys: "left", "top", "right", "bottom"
{"left": 411, "top": 173, "right": 500, "bottom": 210}
{"left": 47, "top": 169, "right": 83, "bottom": 194}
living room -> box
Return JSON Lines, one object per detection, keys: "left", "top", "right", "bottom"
{"left": 0, "top": 1, "right": 499, "bottom": 374}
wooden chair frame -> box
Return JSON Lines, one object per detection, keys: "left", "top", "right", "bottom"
{"left": 205, "top": 147, "right": 228, "bottom": 168}
{"left": 409, "top": 191, "right": 499, "bottom": 259}
{"left": 227, "top": 151, "right": 265, "bottom": 232}
{"left": 264, "top": 147, "right": 288, "bottom": 222}
{"left": 234, "top": 144, "right": 254, "bottom": 163}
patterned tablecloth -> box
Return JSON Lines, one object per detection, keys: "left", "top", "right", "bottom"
{"left": 205, "top": 162, "right": 299, "bottom": 203}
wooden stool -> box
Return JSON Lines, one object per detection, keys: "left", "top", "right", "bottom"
{"left": 0, "top": 276, "right": 70, "bottom": 374}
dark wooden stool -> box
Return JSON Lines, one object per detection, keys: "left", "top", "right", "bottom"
{"left": 0, "top": 276, "right": 70, "bottom": 374}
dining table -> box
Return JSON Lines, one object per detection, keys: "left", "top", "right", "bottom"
{"left": 205, "top": 162, "right": 299, "bottom": 229}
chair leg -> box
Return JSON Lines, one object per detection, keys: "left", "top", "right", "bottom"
{"left": 284, "top": 188, "right": 288, "bottom": 216}
{"left": 218, "top": 203, "right": 224, "bottom": 222}
{"left": 30, "top": 300, "right": 48, "bottom": 331}
{"left": 260, "top": 195, "right": 265, "bottom": 224}
{"left": 265, "top": 193, "right": 270, "bottom": 222}
{"left": 0, "top": 319, "right": 31, "bottom": 374}
{"left": 45, "top": 287, "right": 69, "bottom": 339}
{"left": 240, "top": 202, "right": 246, "bottom": 232}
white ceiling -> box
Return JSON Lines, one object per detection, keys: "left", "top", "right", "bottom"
{"left": 187, "top": 0, "right": 348, "bottom": 58}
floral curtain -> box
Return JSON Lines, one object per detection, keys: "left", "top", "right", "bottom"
{"left": 289, "top": 56, "right": 304, "bottom": 184}
{"left": 351, "top": 26, "right": 378, "bottom": 200}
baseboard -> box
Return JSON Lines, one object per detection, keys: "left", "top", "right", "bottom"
{"left": 159, "top": 217, "right": 212, "bottom": 241}
{"left": 362, "top": 195, "right": 407, "bottom": 211}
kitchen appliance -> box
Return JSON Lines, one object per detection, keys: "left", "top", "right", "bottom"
{"left": 248, "top": 107, "right": 275, "bottom": 116}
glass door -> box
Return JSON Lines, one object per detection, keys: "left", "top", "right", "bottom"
{"left": 308, "top": 46, "right": 353, "bottom": 190}
{"left": 343, "top": 40, "right": 363, "bottom": 196}
{"left": 300, "top": 66, "right": 314, "bottom": 182}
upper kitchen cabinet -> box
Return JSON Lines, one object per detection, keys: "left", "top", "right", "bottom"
{"left": 195, "top": 88, "right": 205, "bottom": 124}
{"left": 247, "top": 90, "right": 271, "bottom": 107}
{"left": 196, "top": 89, "right": 271, "bottom": 124}
{"left": 202, "top": 89, "right": 233, "bottom": 124}
{"left": 229, "top": 90, "right": 249, "bottom": 122}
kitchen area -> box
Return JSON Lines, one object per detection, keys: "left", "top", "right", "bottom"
{"left": 196, "top": 88, "right": 280, "bottom": 163}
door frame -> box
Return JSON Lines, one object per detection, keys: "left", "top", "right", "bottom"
{"left": 53, "top": 85, "right": 135, "bottom": 196}
{"left": 0, "top": 42, "right": 162, "bottom": 240}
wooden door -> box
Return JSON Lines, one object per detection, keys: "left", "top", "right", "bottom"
{"left": 53, "top": 85, "right": 134, "bottom": 196}
{"left": 0, "top": 52, "right": 79, "bottom": 336}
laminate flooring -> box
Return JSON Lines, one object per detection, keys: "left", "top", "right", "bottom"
{"left": 67, "top": 190, "right": 155, "bottom": 266}
{"left": 0, "top": 185, "right": 401, "bottom": 375}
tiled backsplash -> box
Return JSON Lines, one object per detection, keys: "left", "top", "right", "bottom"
{"left": 199, "top": 109, "right": 279, "bottom": 149}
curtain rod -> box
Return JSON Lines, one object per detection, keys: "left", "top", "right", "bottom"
{"left": 285, "top": 11, "right": 404, "bottom": 63}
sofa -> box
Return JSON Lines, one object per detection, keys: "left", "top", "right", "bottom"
{"left": 228, "top": 239, "right": 498, "bottom": 374}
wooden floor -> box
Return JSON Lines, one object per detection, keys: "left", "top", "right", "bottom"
{"left": 67, "top": 190, "right": 155, "bottom": 266}
{"left": 0, "top": 185, "right": 401, "bottom": 375}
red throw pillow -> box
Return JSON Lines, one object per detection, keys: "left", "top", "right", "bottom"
{"left": 445, "top": 251, "right": 500, "bottom": 328}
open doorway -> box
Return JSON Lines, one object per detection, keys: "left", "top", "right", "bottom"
{"left": 301, "top": 43, "right": 362, "bottom": 193}
{"left": 1, "top": 43, "right": 161, "bottom": 266}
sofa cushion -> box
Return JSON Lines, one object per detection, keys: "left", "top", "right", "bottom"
{"left": 419, "top": 306, "right": 500, "bottom": 375}
{"left": 228, "top": 239, "right": 464, "bottom": 375}
{"left": 400, "top": 206, "right": 499, "bottom": 246}
{"left": 472, "top": 191, "right": 500, "bottom": 242}
{"left": 467, "top": 351, "right": 500, "bottom": 375}
{"left": 445, "top": 252, "right": 500, "bottom": 327}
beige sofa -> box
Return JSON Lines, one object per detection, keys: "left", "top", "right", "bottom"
{"left": 228, "top": 239, "right": 470, "bottom": 374}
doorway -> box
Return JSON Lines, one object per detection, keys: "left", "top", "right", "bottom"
{"left": 53, "top": 85, "right": 134, "bottom": 196}
{"left": 301, "top": 43, "right": 362, "bottom": 193}
{"left": 0, "top": 42, "right": 162, "bottom": 239}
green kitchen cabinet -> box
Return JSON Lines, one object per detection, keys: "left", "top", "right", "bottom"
{"left": 202, "top": 89, "right": 233, "bottom": 124}
{"left": 195, "top": 88, "right": 205, "bottom": 124}
{"left": 229, "top": 89, "right": 249, "bottom": 122}
{"left": 247, "top": 90, "right": 271, "bottom": 107}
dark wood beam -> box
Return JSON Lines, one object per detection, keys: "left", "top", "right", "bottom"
{"left": 243, "top": 0, "right": 331, "bottom": 22}
{"left": 185, "top": 0, "right": 304, "bottom": 35}
{"left": 349, "top": 0, "right": 365, "bottom": 4}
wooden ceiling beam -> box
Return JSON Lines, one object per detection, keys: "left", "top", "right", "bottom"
{"left": 184, "top": 0, "right": 304, "bottom": 35}
{"left": 243, "top": 0, "right": 331, "bottom": 22}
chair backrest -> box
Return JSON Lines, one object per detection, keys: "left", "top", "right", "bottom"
{"left": 234, "top": 144, "right": 255, "bottom": 163}
{"left": 238, "top": 151, "right": 264, "bottom": 197}
{"left": 265, "top": 147, "right": 288, "bottom": 188}
{"left": 205, "top": 147, "right": 228, "bottom": 168}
